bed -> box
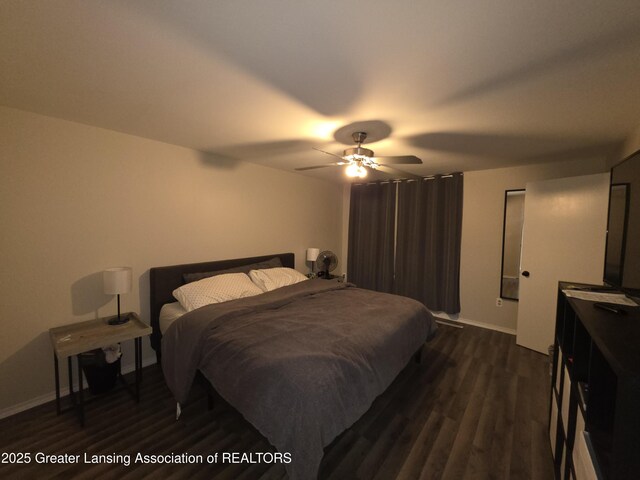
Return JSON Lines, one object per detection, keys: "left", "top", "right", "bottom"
{"left": 149, "top": 252, "right": 437, "bottom": 480}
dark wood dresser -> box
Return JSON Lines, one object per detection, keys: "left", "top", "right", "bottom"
{"left": 550, "top": 282, "right": 640, "bottom": 479}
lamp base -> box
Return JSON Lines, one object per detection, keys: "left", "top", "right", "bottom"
{"left": 108, "top": 313, "right": 130, "bottom": 325}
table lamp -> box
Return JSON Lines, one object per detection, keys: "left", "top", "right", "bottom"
{"left": 306, "top": 248, "right": 320, "bottom": 275}
{"left": 103, "top": 267, "right": 132, "bottom": 325}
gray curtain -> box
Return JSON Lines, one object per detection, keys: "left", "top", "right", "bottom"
{"left": 347, "top": 182, "right": 395, "bottom": 293}
{"left": 395, "top": 173, "right": 463, "bottom": 313}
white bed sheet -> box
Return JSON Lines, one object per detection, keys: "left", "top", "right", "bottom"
{"left": 159, "top": 301, "right": 187, "bottom": 334}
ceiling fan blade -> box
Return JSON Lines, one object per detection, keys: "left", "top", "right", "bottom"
{"left": 376, "top": 164, "right": 423, "bottom": 180}
{"left": 312, "top": 147, "right": 346, "bottom": 162}
{"left": 372, "top": 155, "right": 422, "bottom": 165}
{"left": 295, "top": 163, "right": 341, "bottom": 171}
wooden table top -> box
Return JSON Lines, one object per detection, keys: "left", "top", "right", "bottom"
{"left": 49, "top": 312, "right": 152, "bottom": 359}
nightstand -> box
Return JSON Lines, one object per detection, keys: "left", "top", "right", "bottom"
{"left": 49, "top": 312, "right": 151, "bottom": 426}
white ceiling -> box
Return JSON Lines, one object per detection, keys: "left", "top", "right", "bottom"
{"left": 2, "top": 0, "right": 640, "bottom": 182}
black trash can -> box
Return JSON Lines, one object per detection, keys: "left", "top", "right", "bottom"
{"left": 80, "top": 349, "right": 121, "bottom": 394}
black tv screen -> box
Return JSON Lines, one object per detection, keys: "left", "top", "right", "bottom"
{"left": 604, "top": 149, "right": 640, "bottom": 297}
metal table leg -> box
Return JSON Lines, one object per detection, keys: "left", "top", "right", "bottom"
{"left": 77, "top": 354, "right": 84, "bottom": 427}
{"left": 54, "top": 353, "right": 60, "bottom": 415}
{"left": 137, "top": 337, "right": 142, "bottom": 379}
{"left": 135, "top": 337, "right": 141, "bottom": 402}
{"left": 67, "top": 357, "right": 74, "bottom": 402}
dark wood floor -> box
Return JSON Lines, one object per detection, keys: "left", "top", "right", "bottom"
{"left": 0, "top": 324, "right": 554, "bottom": 480}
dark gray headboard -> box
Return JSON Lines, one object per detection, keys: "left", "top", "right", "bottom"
{"left": 149, "top": 252, "right": 295, "bottom": 357}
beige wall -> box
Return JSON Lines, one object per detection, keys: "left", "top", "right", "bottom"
{"left": 341, "top": 184, "right": 351, "bottom": 278}
{"left": 0, "top": 106, "right": 343, "bottom": 415}
{"left": 460, "top": 158, "right": 607, "bottom": 333}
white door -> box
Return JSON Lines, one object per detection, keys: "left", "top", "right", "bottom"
{"left": 516, "top": 173, "right": 609, "bottom": 353}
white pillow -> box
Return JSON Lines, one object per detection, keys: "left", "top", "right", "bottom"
{"left": 249, "top": 267, "right": 308, "bottom": 292}
{"left": 172, "top": 272, "right": 263, "bottom": 312}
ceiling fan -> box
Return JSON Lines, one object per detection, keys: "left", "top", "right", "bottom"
{"left": 295, "top": 132, "right": 423, "bottom": 179}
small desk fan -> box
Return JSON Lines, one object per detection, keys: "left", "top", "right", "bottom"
{"left": 316, "top": 250, "right": 338, "bottom": 279}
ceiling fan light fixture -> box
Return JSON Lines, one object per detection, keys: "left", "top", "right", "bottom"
{"left": 346, "top": 163, "right": 367, "bottom": 178}
{"left": 302, "top": 129, "right": 422, "bottom": 178}
{"left": 344, "top": 152, "right": 378, "bottom": 169}
{"left": 345, "top": 153, "right": 369, "bottom": 163}
{"left": 344, "top": 146, "right": 374, "bottom": 158}
{"left": 345, "top": 163, "right": 359, "bottom": 177}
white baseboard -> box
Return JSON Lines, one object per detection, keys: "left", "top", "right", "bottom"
{"left": 0, "top": 356, "right": 157, "bottom": 420}
{"left": 432, "top": 312, "right": 517, "bottom": 336}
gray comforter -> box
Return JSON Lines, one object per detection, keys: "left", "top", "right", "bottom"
{"left": 162, "top": 279, "right": 437, "bottom": 479}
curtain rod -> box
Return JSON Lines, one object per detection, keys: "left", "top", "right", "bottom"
{"left": 353, "top": 172, "right": 463, "bottom": 186}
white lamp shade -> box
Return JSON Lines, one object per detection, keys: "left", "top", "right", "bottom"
{"left": 306, "top": 248, "right": 320, "bottom": 262}
{"left": 103, "top": 267, "right": 132, "bottom": 295}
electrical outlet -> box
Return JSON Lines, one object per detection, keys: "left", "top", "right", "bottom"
{"left": 496, "top": 297, "right": 503, "bottom": 307}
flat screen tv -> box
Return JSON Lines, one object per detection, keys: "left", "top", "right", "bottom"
{"left": 604, "top": 149, "right": 640, "bottom": 300}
